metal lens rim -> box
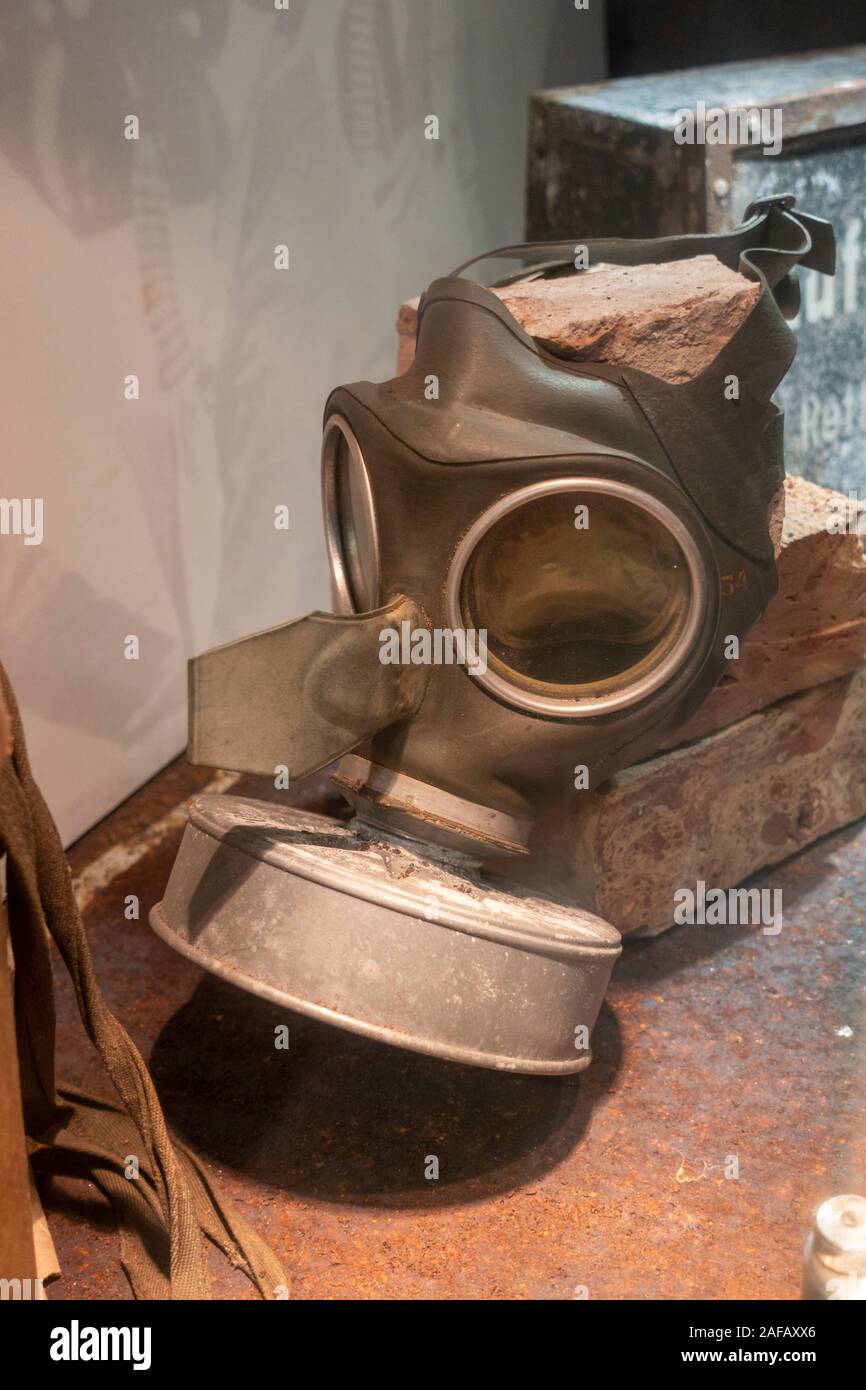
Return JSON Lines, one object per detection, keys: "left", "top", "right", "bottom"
{"left": 321, "top": 413, "right": 379, "bottom": 615}
{"left": 444, "top": 475, "right": 709, "bottom": 718}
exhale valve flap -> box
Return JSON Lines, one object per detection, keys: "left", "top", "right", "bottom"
{"left": 188, "top": 594, "right": 429, "bottom": 780}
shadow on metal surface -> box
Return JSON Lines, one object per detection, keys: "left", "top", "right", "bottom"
{"left": 149, "top": 976, "right": 622, "bottom": 1208}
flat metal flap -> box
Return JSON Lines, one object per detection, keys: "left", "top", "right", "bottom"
{"left": 796, "top": 210, "right": 836, "bottom": 276}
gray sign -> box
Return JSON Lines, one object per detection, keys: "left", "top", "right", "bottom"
{"left": 735, "top": 145, "right": 866, "bottom": 492}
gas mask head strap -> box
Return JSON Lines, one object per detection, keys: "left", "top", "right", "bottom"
{"left": 442, "top": 193, "right": 835, "bottom": 322}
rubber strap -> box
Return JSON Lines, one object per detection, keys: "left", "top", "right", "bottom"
{"left": 449, "top": 195, "right": 835, "bottom": 309}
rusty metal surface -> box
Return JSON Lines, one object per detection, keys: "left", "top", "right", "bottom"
{"left": 43, "top": 757, "right": 866, "bottom": 1300}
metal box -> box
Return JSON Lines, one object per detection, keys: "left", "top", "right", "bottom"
{"left": 527, "top": 47, "right": 866, "bottom": 492}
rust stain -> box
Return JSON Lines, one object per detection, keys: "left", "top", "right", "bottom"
{"left": 37, "top": 756, "right": 866, "bottom": 1301}
{"left": 675, "top": 1153, "right": 715, "bottom": 1184}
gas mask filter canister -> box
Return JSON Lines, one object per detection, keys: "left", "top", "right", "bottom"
{"left": 152, "top": 195, "right": 835, "bottom": 1075}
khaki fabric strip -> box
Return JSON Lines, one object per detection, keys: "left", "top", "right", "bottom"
{"left": 0, "top": 661, "right": 287, "bottom": 1300}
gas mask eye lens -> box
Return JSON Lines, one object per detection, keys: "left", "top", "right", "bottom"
{"left": 464, "top": 493, "right": 689, "bottom": 686}
{"left": 322, "top": 414, "right": 380, "bottom": 614}
{"left": 447, "top": 477, "right": 708, "bottom": 717}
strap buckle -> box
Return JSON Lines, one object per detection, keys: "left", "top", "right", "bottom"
{"left": 744, "top": 191, "right": 796, "bottom": 220}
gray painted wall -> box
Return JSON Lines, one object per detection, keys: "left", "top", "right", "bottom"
{"left": 0, "top": 0, "right": 605, "bottom": 842}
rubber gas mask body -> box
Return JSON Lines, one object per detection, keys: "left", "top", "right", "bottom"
{"left": 153, "top": 196, "right": 835, "bottom": 1074}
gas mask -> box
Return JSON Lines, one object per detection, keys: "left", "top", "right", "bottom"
{"left": 153, "top": 195, "right": 835, "bottom": 1075}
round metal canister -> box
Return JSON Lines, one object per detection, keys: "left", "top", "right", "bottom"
{"left": 150, "top": 793, "right": 621, "bottom": 1076}
{"left": 803, "top": 1194, "right": 866, "bottom": 1300}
